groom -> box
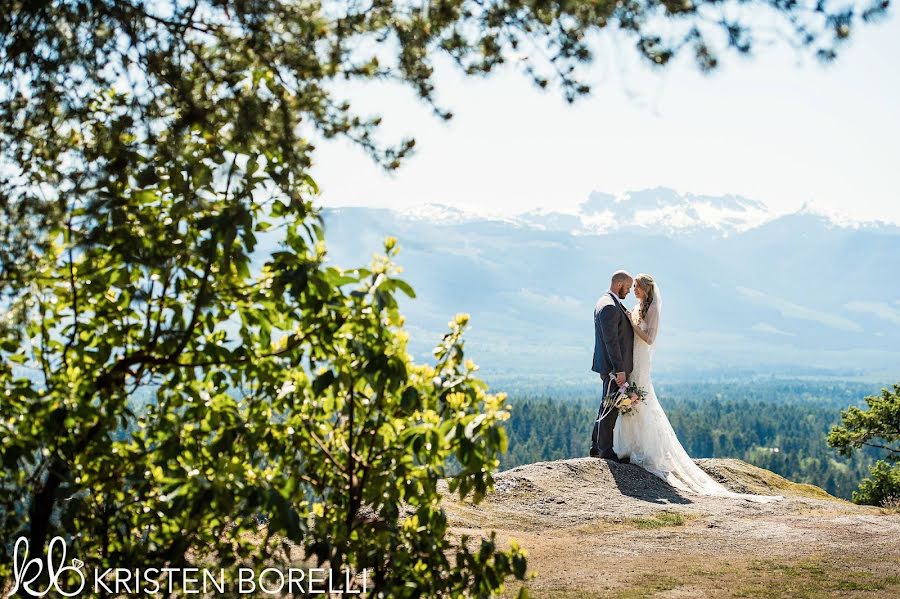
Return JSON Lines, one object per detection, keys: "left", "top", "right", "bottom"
{"left": 590, "top": 270, "right": 635, "bottom": 461}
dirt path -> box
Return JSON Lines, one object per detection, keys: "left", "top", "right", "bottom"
{"left": 441, "top": 458, "right": 900, "bottom": 598}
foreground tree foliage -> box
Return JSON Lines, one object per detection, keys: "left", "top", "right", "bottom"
{"left": 0, "top": 135, "right": 524, "bottom": 594}
{"left": 0, "top": 0, "right": 890, "bottom": 595}
{"left": 828, "top": 384, "right": 900, "bottom": 507}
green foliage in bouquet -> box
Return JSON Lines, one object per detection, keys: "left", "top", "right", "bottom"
{"left": 828, "top": 384, "right": 900, "bottom": 507}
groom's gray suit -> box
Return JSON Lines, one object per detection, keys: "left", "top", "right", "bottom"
{"left": 590, "top": 291, "right": 634, "bottom": 458}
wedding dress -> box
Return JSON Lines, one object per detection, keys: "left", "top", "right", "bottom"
{"left": 613, "top": 294, "right": 781, "bottom": 503}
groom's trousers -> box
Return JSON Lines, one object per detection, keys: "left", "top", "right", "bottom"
{"left": 591, "top": 375, "right": 619, "bottom": 459}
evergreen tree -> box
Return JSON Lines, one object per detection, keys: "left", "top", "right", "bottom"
{"left": 828, "top": 384, "right": 900, "bottom": 506}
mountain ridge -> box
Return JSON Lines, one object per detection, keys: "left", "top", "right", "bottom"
{"left": 317, "top": 188, "right": 900, "bottom": 381}
{"left": 341, "top": 187, "right": 900, "bottom": 238}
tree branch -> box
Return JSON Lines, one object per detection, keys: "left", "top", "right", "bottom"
{"left": 862, "top": 441, "right": 900, "bottom": 455}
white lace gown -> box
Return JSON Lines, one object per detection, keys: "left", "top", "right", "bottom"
{"left": 614, "top": 303, "right": 781, "bottom": 503}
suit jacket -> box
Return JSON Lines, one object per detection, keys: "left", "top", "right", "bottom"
{"left": 591, "top": 292, "right": 634, "bottom": 378}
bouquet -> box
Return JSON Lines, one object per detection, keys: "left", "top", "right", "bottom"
{"left": 603, "top": 381, "right": 646, "bottom": 416}
{"left": 613, "top": 382, "right": 646, "bottom": 415}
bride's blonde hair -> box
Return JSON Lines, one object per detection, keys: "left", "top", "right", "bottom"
{"left": 635, "top": 273, "right": 655, "bottom": 321}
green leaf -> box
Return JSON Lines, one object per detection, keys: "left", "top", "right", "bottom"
{"left": 393, "top": 279, "right": 416, "bottom": 299}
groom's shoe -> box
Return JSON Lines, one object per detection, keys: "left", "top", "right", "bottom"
{"left": 589, "top": 448, "right": 602, "bottom": 458}
{"left": 619, "top": 456, "right": 631, "bottom": 465}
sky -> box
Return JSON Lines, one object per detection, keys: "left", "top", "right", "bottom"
{"left": 312, "top": 12, "right": 900, "bottom": 224}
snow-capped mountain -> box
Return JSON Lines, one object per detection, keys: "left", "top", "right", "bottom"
{"left": 401, "top": 203, "right": 517, "bottom": 226}
{"left": 316, "top": 189, "right": 900, "bottom": 384}
{"left": 377, "top": 187, "right": 886, "bottom": 238}
{"left": 572, "top": 188, "right": 773, "bottom": 236}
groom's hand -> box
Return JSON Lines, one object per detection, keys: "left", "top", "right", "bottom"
{"left": 615, "top": 372, "right": 626, "bottom": 387}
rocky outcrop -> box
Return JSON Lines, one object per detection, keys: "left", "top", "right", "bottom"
{"left": 440, "top": 459, "right": 900, "bottom": 597}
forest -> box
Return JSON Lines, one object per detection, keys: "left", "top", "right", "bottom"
{"left": 499, "top": 379, "right": 886, "bottom": 499}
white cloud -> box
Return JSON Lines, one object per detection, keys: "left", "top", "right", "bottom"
{"left": 751, "top": 323, "right": 795, "bottom": 337}
{"left": 737, "top": 287, "right": 863, "bottom": 332}
{"left": 517, "top": 288, "right": 584, "bottom": 312}
{"left": 845, "top": 301, "right": 900, "bottom": 325}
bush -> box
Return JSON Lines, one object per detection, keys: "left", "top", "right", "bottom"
{"left": 853, "top": 461, "right": 900, "bottom": 508}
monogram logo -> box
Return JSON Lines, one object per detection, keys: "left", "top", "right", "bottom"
{"left": 10, "top": 536, "right": 87, "bottom": 597}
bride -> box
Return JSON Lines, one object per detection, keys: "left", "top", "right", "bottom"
{"left": 614, "top": 273, "right": 781, "bottom": 503}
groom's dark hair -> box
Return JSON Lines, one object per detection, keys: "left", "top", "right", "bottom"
{"left": 611, "top": 270, "right": 632, "bottom": 286}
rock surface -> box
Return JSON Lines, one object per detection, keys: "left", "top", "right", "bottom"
{"left": 441, "top": 458, "right": 900, "bottom": 598}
